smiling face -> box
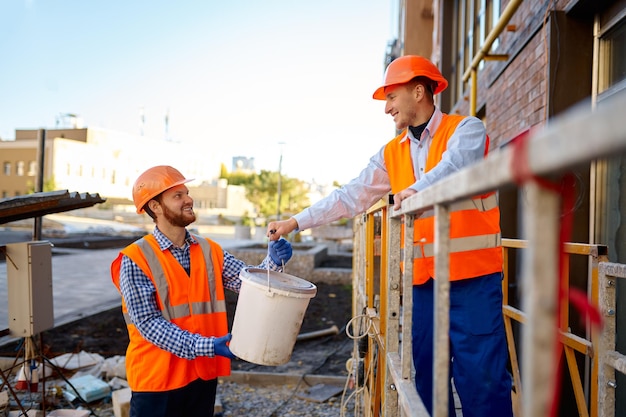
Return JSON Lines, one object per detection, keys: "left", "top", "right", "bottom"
{"left": 157, "top": 184, "right": 196, "bottom": 227}
{"left": 383, "top": 80, "right": 432, "bottom": 130}
{"left": 384, "top": 83, "right": 419, "bottom": 130}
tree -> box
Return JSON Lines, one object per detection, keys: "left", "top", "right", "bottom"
{"left": 219, "top": 163, "right": 229, "bottom": 179}
{"left": 222, "top": 169, "right": 310, "bottom": 222}
{"left": 226, "top": 170, "right": 254, "bottom": 186}
{"left": 26, "top": 176, "right": 57, "bottom": 193}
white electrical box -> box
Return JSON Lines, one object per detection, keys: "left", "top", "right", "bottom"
{"left": 6, "top": 241, "right": 54, "bottom": 336}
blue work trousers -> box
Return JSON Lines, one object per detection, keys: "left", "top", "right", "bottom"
{"left": 412, "top": 272, "right": 513, "bottom": 417}
{"left": 130, "top": 377, "right": 218, "bottom": 417}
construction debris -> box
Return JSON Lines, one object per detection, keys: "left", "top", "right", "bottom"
{"left": 1, "top": 348, "right": 351, "bottom": 417}
{"left": 296, "top": 383, "right": 344, "bottom": 403}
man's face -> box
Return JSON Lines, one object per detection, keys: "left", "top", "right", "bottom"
{"left": 160, "top": 184, "right": 196, "bottom": 227}
{"left": 383, "top": 83, "right": 419, "bottom": 130}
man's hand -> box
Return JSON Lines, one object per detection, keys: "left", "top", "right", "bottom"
{"left": 268, "top": 238, "right": 293, "bottom": 265}
{"left": 214, "top": 334, "right": 236, "bottom": 359}
{"left": 266, "top": 217, "right": 299, "bottom": 240}
{"left": 393, "top": 188, "right": 418, "bottom": 210}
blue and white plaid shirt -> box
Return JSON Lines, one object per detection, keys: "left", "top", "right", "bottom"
{"left": 119, "top": 226, "right": 282, "bottom": 359}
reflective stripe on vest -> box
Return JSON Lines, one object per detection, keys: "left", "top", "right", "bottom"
{"left": 121, "top": 236, "right": 227, "bottom": 325}
{"left": 112, "top": 234, "right": 231, "bottom": 392}
{"left": 419, "top": 193, "right": 498, "bottom": 218}
{"left": 192, "top": 234, "right": 224, "bottom": 315}
{"left": 384, "top": 113, "right": 503, "bottom": 284}
{"left": 401, "top": 233, "right": 501, "bottom": 259}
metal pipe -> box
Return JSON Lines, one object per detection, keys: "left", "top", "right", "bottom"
{"left": 33, "top": 128, "right": 46, "bottom": 240}
{"left": 470, "top": 68, "right": 478, "bottom": 116}
{"left": 484, "top": 54, "right": 510, "bottom": 61}
{"left": 296, "top": 325, "right": 339, "bottom": 342}
{"left": 462, "top": 0, "right": 524, "bottom": 82}
{"left": 276, "top": 141, "right": 285, "bottom": 221}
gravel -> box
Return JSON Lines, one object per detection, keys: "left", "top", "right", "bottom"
{"left": 216, "top": 379, "right": 354, "bottom": 417}
{"left": 22, "top": 377, "right": 354, "bottom": 417}
{"left": 56, "top": 377, "right": 355, "bottom": 417}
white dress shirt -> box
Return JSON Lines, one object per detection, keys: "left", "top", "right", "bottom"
{"left": 293, "top": 107, "right": 487, "bottom": 231}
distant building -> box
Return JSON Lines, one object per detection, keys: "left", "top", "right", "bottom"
{"left": 0, "top": 127, "right": 335, "bottom": 219}
{"left": 189, "top": 178, "right": 252, "bottom": 214}
{"left": 0, "top": 127, "right": 220, "bottom": 205}
{"left": 231, "top": 156, "right": 255, "bottom": 173}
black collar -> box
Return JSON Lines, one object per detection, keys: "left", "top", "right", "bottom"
{"left": 408, "top": 121, "right": 428, "bottom": 141}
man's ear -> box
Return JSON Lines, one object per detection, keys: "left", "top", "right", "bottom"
{"left": 147, "top": 199, "right": 161, "bottom": 214}
{"left": 415, "top": 83, "right": 434, "bottom": 104}
{"left": 416, "top": 83, "right": 427, "bottom": 100}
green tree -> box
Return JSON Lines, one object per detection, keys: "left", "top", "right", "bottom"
{"left": 221, "top": 168, "right": 311, "bottom": 221}
{"left": 219, "top": 163, "right": 229, "bottom": 179}
{"left": 26, "top": 176, "right": 57, "bottom": 193}
{"left": 226, "top": 171, "right": 254, "bottom": 186}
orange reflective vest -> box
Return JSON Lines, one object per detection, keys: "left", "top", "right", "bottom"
{"left": 111, "top": 234, "right": 230, "bottom": 392}
{"left": 384, "top": 114, "right": 503, "bottom": 285}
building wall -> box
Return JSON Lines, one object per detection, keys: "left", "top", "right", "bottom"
{"left": 482, "top": 29, "right": 547, "bottom": 146}
{"left": 1, "top": 127, "right": 219, "bottom": 198}
{"left": 0, "top": 141, "right": 39, "bottom": 197}
{"left": 439, "top": 0, "right": 597, "bottom": 148}
{"left": 0, "top": 127, "right": 248, "bottom": 214}
{"left": 15, "top": 128, "right": 88, "bottom": 142}
{"left": 403, "top": 0, "right": 434, "bottom": 57}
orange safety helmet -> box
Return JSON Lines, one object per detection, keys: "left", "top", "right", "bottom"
{"left": 372, "top": 55, "right": 448, "bottom": 100}
{"left": 132, "top": 165, "right": 194, "bottom": 214}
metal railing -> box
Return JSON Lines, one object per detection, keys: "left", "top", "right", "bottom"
{"left": 597, "top": 262, "right": 626, "bottom": 417}
{"left": 502, "top": 239, "right": 609, "bottom": 417}
{"left": 349, "top": 90, "right": 626, "bottom": 417}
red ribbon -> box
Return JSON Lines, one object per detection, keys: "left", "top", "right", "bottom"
{"left": 510, "top": 129, "right": 602, "bottom": 417}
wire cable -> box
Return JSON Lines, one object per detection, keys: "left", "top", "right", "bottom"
{"left": 340, "top": 313, "right": 377, "bottom": 416}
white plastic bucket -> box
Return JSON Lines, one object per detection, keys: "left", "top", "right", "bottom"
{"left": 229, "top": 267, "right": 317, "bottom": 366}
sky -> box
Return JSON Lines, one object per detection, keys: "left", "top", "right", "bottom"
{"left": 0, "top": 0, "right": 397, "bottom": 185}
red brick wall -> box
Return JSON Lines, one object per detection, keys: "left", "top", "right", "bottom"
{"left": 446, "top": 0, "right": 561, "bottom": 150}
{"left": 486, "top": 31, "right": 547, "bottom": 147}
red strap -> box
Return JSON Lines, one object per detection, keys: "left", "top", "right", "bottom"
{"left": 510, "top": 129, "right": 602, "bottom": 417}
{"left": 510, "top": 128, "right": 560, "bottom": 192}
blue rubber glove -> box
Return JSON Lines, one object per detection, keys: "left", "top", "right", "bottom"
{"left": 214, "top": 334, "right": 236, "bottom": 359}
{"left": 269, "top": 238, "right": 293, "bottom": 265}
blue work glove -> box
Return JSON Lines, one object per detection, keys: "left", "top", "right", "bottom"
{"left": 269, "top": 238, "right": 293, "bottom": 265}
{"left": 214, "top": 334, "right": 236, "bottom": 359}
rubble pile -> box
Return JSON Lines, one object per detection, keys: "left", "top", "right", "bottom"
{"left": 1, "top": 350, "right": 352, "bottom": 417}
{"left": 1, "top": 351, "right": 127, "bottom": 417}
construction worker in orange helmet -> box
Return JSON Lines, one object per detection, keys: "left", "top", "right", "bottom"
{"left": 112, "top": 165, "right": 294, "bottom": 417}
{"left": 267, "top": 55, "right": 512, "bottom": 417}
{"left": 131, "top": 165, "right": 194, "bottom": 214}
{"left": 372, "top": 54, "right": 448, "bottom": 99}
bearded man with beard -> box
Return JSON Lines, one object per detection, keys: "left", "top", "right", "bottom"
{"left": 111, "top": 165, "right": 293, "bottom": 417}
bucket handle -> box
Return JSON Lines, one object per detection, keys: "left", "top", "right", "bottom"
{"left": 266, "top": 233, "right": 286, "bottom": 293}
{"left": 265, "top": 262, "right": 286, "bottom": 293}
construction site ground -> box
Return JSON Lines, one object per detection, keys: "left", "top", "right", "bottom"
{"left": 0, "top": 248, "right": 354, "bottom": 416}
{"left": 9, "top": 280, "right": 355, "bottom": 375}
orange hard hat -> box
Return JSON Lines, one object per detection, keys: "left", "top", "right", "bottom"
{"left": 372, "top": 55, "right": 448, "bottom": 100}
{"left": 132, "top": 165, "right": 194, "bottom": 214}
